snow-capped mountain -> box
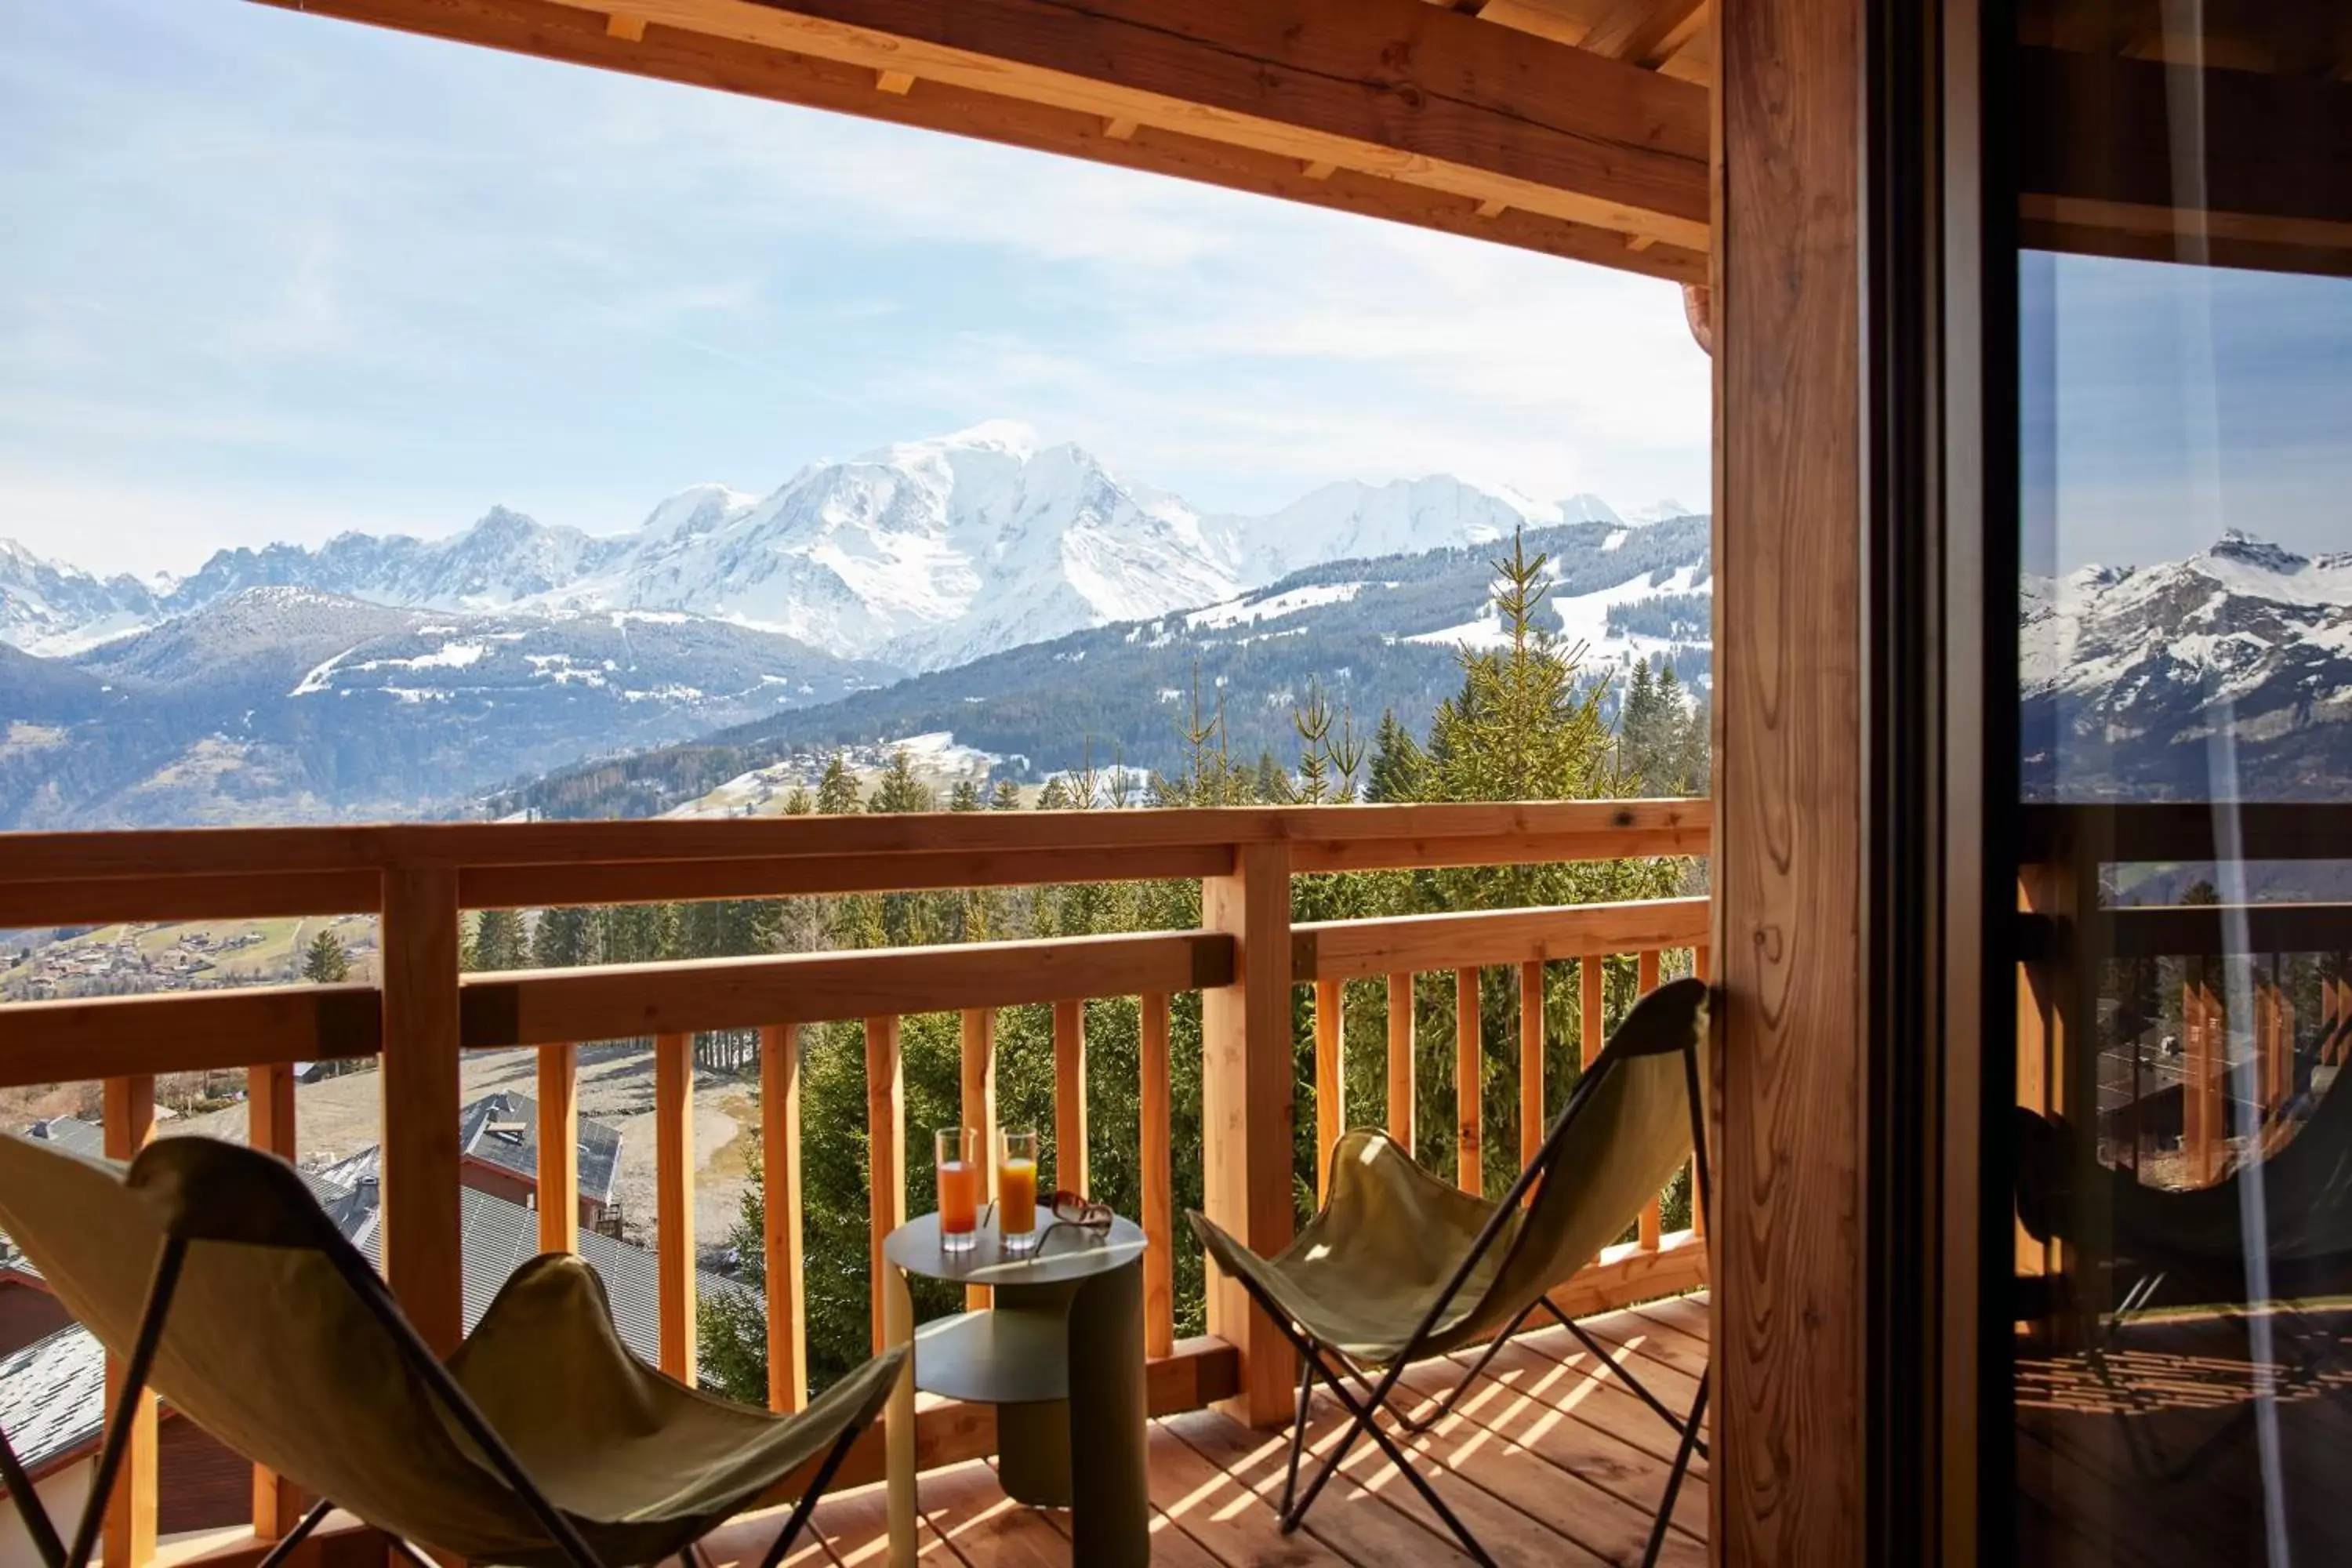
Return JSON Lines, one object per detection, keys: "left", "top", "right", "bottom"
{"left": 0, "top": 539, "right": 163, "bottom": 655}
{"left": 2023, "top": 531, "right": 2352, "bottom": 800}
{"left": 0, "top": 587, "right": 886, "bottom": 829}
{"left": 1, "top": 423, "right": 1676, "bottom": 672}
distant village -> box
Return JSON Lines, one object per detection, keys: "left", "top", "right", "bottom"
{"left": 1, "top": 922, "right": 376, "bottom": 1003}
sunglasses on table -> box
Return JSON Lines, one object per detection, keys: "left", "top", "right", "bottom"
{"left": 1037, "top": 1190, "right": 1112, "bottom": 1247}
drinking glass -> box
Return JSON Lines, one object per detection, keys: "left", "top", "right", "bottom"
{"left": 936, "top": 1127, "right": 980, "bottom": 1254}
{"left": 999, "top": 1129, "right": 1040, "bottom": 1254}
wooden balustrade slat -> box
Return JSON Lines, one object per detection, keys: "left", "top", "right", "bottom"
{"left": 761, "top": 1023, "right": 807, "bottom": 1412}
{"left": 1313, "top": 978, "right": 1343, "bottom": 1202}
{"left": 866, "top": 1015, "right": 906, "bottom": 1354}
{"left": 245, "top": 1061, "right": 306, "bottom": 1542}
{"left": 380, "top": 869, "right": 464, "bottom": 1358}
{"left": 1053, "top": 997, "right": 1088, "bottom": 1198}
{"left": 1579, "top": 954, "right": 1604, "bottom": 1071}
{"left": 1455, "top": 967, "right": 1483, "bottom": 1194}
{"left": 1637, "top": 949, "right": 1663, "bottom": 1250}
{"left": 1297, "top": 896, "right": 1710, "bottom": 982}
{"left": 0, "top": 869, "right": 379, "bottom": 928}
{"left": 1201, "top": 841, "right": 1297, "bottom": 1426}
{"left": 1518, "top": 960, "right": 1544, "bottom": 1202}
{"left": 1387, "top": 971, "right": 1414, "bottom": 1151}
{"left": 960, "top": 1008, "right": 997, "bottom": 1312}
{"left": 102, "top": 1076, "right": 158, "bottom": 1568}
{"left": 655, "top": 1031, "right": 696, "bottom": 1381}
{"left": 536, "top": 1044, "right": 578, "bottom": 1256}
{"left": 459, "top": 931, "right": 1230, "bottom": 1047}
{"left": 1139, "top": 992, "right": 1174, "bottom": 1361}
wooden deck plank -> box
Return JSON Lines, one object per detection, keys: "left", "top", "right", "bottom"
{"left": 988, "top": 1457, "right": 1230, "bottom": 1568}
{"left": 1162, "top": 1406, "right": 1471, "bottom": 1566}
{"left": 1390, "top": 1341, "right": 1709, "bottom": 1541}
{"left": 1142, "top": 1421, "right": 1361, "bottom": 1567}
{"left": 747, "top": 1292, "right": 1717, "bottom": 1566}
{"left": 1574, "top": 1305, "right": 1709, "bottom": 1388}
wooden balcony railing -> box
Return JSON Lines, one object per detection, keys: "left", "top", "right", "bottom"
{"left": 0, "top": 799, "right": 1710, "bottom": 1566}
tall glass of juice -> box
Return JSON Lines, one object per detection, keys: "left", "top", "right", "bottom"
{"left": 936, "top": 1127, "right": 980, "bottom": 1254}
{"left": 1000, "top": 1129, "right": 1040, "bottom": 1254}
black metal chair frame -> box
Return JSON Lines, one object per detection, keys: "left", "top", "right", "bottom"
{"left": 0, "top": 1236, "right": 862, "bottom": 1568}
{"left": 1235, "top": 1000, "right": 1711, "bottom": 1568}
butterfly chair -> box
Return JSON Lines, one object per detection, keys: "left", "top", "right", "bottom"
{"left": 1189, "top": 976, "right": 1709, "bottom": 1568}
{"left": 2013, "top": 1004, "right": 2352, "bottom": 1482}
{"left": 0, "top": 1133, "right": 904, "bottom": 1568}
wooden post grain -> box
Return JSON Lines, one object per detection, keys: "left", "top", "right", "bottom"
{"left": 1202, "top": 841, "right": 1296, "bottom": 1427}
{"left": 536, "top": 1043, "right": 577, "bottom": 1256}
{"left": 380, "top": 868, "right": 463, "bottom": 1357}
{"left": 1455, "top": 967, "right": 1483, "bottom": 1194}
{"left": 1140, "top": 991, "right": 1175, "bottom": 1360}
{"left": 761, "top": 1023, "right": 807, "bottom": 1411}
{"left": 1387, "top": 971, "right": 1415, "bottom": 1151}
{"left": 1314, "top": 978, "right": 1344, "bottom": 1202}
{"left": 102, "top": 1076, "right": 158, "bottom": 1568}
{"left": 1580, "top": 954, "right": 1605, "bottom": 1073}
{"left": 245, "top": 1062, "right": 306, "bottom": 1542}
{"left": 960, "top": 1007, "right": 997, "bottom": 1311}
{"left": 1054, "top": 996, "right": 1088, "bottom": 1197}
{"left": 866, "top": 1014, "right": 906, "bottom": 1354}
{"left": 655, "top": 1030, "right": 695, "bottom": 1380}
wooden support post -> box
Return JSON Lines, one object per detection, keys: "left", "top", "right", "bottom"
{"left": 1140, "top": 991, "right": 1175, "bottom": 1361}
{"left": 655, "top": 1030, "right": 695, "bottom": 1381}
{"left": 1519, "top": 960, "right": 1545, "bottom": 1194}
{"left": 866, "top": 1014, "right": 906, "bottom": 1354}
{"left": 380, "top": 868, "right": 463, "bottom": 1357}
{"left": 1054, "top": 996, "right": 1088, "bottom": 1196}
{"left": 536, "top": 1043, "right": 577, "bottom": 1255}
{"left": 1202, "top": 841, "right": 1295, "bottom": 1428}
{"left": 761, "top": 1023, "right": 807, "bottom": 1412}
{"left": 245, "top": 1062, "right": 306, "bottom": 1542}
{"left": 1637, "top": 949, "right": 1663, "bottom": 1249}
{"left": 1387, "top": 971, "right": 1415, "bottom": 1151}
{"left": 1314, "top": 978, "right": 1344, "bottom": 1202}
{"left": 1455, "top": 967, "right": 1483, "bottom": 1194}
{"left": 960, "top": 1008, "right": 997, "bottom": 1312}
{"left": 102, "top": 1077, "right": 157, "bottom": 1568}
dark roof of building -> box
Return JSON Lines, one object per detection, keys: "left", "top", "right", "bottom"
{"left": 458, "top": 1091, "right": 622, "bottom": 1207}
{"left": 0, "top": 1325, "right": 106, "bottom": 1475}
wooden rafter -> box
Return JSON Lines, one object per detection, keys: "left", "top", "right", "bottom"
{"left": 247, "top": 0, "right": 1708, "bottom": 280}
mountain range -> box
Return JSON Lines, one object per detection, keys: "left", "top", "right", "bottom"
{"left": 0, "top": 422, "right": 1693, "bottom": 671}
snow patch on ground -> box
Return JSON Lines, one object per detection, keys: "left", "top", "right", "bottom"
{"left": 1186, "top": 581, "right": 1367, "bottom": 630}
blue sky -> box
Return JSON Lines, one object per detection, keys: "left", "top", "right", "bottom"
{"left": 2023, "top": 249, "right": 2352, "bottom": 572}
{"left": 0, "top": 0, "right": 1711, "bottom": 579}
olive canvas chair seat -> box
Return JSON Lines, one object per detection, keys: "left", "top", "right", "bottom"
{"left": 0, "top": 1132, "right": 903, "bottom": 1568}
{"left": 1189, "top": 975, "right": 1710, "bottom": 1568}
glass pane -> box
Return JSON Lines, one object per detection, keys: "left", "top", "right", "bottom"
{"left": 2008, "top": 4, "right": 2352, "bottom": 1561}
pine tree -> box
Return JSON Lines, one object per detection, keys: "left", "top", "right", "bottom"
{"left": 301, "top": 929, "right": 349, "bottom": 984}
{"left": 989, "top": 779, "right": 1024, "bottom": 811}
{"left": 532, "top": 906, "right": 594, "bottom": 968}
{"left": 815, "top": 755, "right": 861, "bottom": 815}
{"left": 949, "top": 779, "right": 982, "bottom": 812}
{"left": 1366, "top": 710, "right": 1430, "bottom": 803}
{"left": 1037, "top": 776, "right": 1073, "bottom": 811}
{"left": 466, "top": 909, "right": 526, "bottom": 971}
{"left": 869, "top": 750, "right": 935, "bottom": 815}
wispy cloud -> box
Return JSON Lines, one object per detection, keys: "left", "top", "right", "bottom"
{"left": 0, "top": 0, "right": 1710, "bottom": 575}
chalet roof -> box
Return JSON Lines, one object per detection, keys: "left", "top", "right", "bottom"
{"left": 458, "top": 1091, "right": 622, "bottom": 1207}
{"left": 0, "top": 1324, "right": 106, "bottom": 1475}
{"left": 24, "top": 1116, "right": 104, "bottom": 1159}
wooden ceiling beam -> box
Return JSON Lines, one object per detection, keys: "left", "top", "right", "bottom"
{"left": 247, "top": 0, "right": 1706, "bottom": 282}
{"left": 1578, "top": 0, "right": 1708, "bottom": 67}
{"left": 521, "top": 0, "right": 1711, "bottom": 247}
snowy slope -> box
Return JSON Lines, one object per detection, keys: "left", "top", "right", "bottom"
{"left": 3, "top": 424, "right": 1668, "bottom": 673}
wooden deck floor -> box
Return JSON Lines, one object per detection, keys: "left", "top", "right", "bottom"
{"left": 701, "top": 1294, "right": 1711, "bottom": 1568}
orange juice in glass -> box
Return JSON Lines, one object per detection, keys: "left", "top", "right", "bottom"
{"left": 937, "top": 1127, "right": 981, "bottom": 1254}
{"left": 1000, "top": 1129, "right": 1040, "bottom": 1254}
